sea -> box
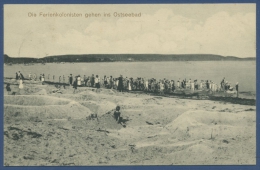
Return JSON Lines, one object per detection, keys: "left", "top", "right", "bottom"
{"left": 4, "top": 61, "right": 256, "bottom": 92}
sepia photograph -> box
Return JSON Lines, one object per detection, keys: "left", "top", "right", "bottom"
{"left": 3, "top": 4, "right": 256, "bottom": 166}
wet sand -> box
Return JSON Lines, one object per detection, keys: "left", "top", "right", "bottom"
{"left": 3, "top": 78, "right": 256, "bottom": 165}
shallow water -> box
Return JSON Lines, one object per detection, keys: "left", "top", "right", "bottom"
{"left": 4, "top": 61, "right": 256, "bottom": 92}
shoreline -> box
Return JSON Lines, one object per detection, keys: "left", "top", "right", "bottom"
{"left": 4, "top": 77, "right": 256, "bottom": 106}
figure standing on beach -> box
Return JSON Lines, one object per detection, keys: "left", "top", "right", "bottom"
{"left": 6, "top": 83, "right": 11, "bottom": 95}
{"left": 200, "top": 80, "right": 203, "bottom": 89}
{"left": 160, "top": 81, "right": 164, "bottom": 95}
{"left": 77, "top": 75, "right": 81, "bottom": 86}
{"left": 91, "top": 74, "right": 95, "bottom": 87}
{"left": 206, "top": 80, "right": 209, "bottom": 89}
{"left": 117, "top": 75, "right": 124, "bottom": 92}
{"left": 63, "top": 75, "right": 66, "bottom": 89}
{"left": 221, "top": 77, "right": 225, "bottom": 91}
{"left": 87, "top": 76, "right": 91, "bottom": 87}
{"left": 191, "top": 80, "right": 195, "bottom": 92}
{"left": 104, "top": 75, "right": 108, "bottom": 88}
{"left": 83, "top": 75, "right": 86, "bottom": 86}
{"left": 19, "top": 79, "right": 24, "bottom": 90}
{"left": 73, "top": 77, "right": 78, "bottom": 93}
{"left": 69, "top": 74, "right": 73, "bottom": 86}
{"left": 171, "top": 80, "right": 175, "bottom": 92}
{"left": 188, "top": 79, "right": 191, "bottom": 89}
{"left": 41, "top": 74, "right": 45, "bottom": 82}
{"left": 53, "top": 75, "right": 55, "bottom": 82}
{"left": 110, "top": 76, "right": 113, "bottom": 89}
{"left": 95, "top": 75, "right": 101, "bottom": 92}
{"left": 17, "top": 71, "right": 21, "bottom": 79}
{"left": 236, "top": 82, "right": 239, "bottom": 97}
{"left": 17, "top": 71, "right": 24, "bottom": 80}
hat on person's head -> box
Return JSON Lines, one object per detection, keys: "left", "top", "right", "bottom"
{"left": 236, "top": 82, "right": 239, "bottom": 84}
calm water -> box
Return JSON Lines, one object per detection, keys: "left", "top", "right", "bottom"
{"left": 4, "top": 61, "right": 256, "bottom": 92}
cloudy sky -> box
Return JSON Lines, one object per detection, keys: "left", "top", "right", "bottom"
{"left": 4, "top": 4, "right": 256, "bottom": 58}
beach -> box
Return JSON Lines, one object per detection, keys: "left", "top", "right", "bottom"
{"left": 3, "top": 78, "right": 256, "bottom": 165}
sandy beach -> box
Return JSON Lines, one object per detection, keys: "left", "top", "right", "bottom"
{"left": 3, "top": 78, "right": 256, "bottom": 165}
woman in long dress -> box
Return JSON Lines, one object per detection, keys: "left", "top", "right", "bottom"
{"left": 128, "top": 79, "right": 132, "bottom": 91}
{"left": 191, "top": 81, "right": 195, "bottom": 91}
{"left": 41, "top": 74, "right": 45, "bottom": 82}
{"left": 19, "top": 79, "right": 23, "bottom": 88}
{"left": 19, "top": 79, "right": 24, "bottom": 93}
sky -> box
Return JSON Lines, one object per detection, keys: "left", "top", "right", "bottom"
{"left": 4, "top": 4, "right": 256, "bottom": 58}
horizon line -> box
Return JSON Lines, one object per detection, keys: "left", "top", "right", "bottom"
{"left": 4, "top": 54, "right": 256, "bottom": 59}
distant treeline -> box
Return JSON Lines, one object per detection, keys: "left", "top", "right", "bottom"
{"left": 3, "top": 54, "right": 255, "bottom": 64}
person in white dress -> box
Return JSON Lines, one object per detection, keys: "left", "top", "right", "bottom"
{"left": 19, "top": 79, "right": 24, "bottom": 90}
{"left": 19, "top": 79, "right": 23, "bottom": 88}
{"left": 128, "top": 80, "right": 132, "bottom": 91}
{"left": 145, "top": 79, "right": 148, "bottom": 91}
{"left": 77, "top": 75, "right": 81, "bottom": 86}
{"left": 191, "top": 81, "right": 195, "bottom": 91}
{"left": 41, "top": 74, "right": 45, "bottom": 82}
{"left": 177, "top": 79, "right": 180, "bottom": 88}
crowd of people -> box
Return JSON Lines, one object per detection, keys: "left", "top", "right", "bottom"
{"left": 23, "top": 72, "right": 239, "bottom": 95}
{"left": 6, "top": 71, "right": 239, "bottom": 97}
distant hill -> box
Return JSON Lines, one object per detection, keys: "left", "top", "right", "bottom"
{"left": 3, "top": 54, "right": 255, "bottom": 64}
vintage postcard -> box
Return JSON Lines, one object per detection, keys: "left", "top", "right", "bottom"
{"left": 3, "top": 4, "right": 256, "bottom": 166}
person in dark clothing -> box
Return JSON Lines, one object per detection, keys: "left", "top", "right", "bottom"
{"left": 15, "top": 72, "right": 18, "bottom": 80}
{"left": 236, "top": 82, "right": 239, "bottom": 97}
{"left": 114, "top": 106, "right": 121, "bottom": 123}
{"left": 206, "top": 80, "right": 209, "bottom": 89}
{"left": 91, "top": 74, "right": 95, "bottom": 87}
{"left": 172, "top": 80, "right": 175, "bottom": 92}
{"left": 117, "top": 75, "right": 124, "bottom": 92}
{"left": 69, "top": 74, "right": 73, "bottom": 86}
{"left": 17, "top": 71, "right": 24, "bottom": 80}
{"left": 104, "top": 75, "right": 108, "bottom": 87}
{"left": 221, "top": 77, "right": 225, "bottom": 90}
{"left": 6, "top": 83, "right": 11, "bottom": 95}
{"left": 73, "top": 76, "right": 77, "bottom": 94}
